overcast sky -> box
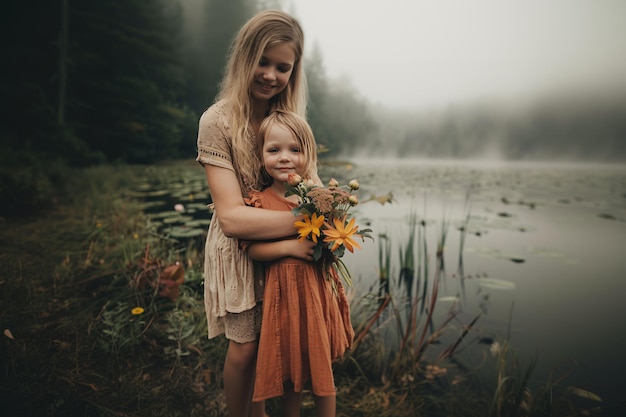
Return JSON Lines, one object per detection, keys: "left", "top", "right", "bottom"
{"left": 286, "top": 0, "right": 626, "bottom": 110}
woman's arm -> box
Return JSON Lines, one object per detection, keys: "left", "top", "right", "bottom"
{"left": 205, "top": 164, "right": 300, "bottom": 240}
{"left": 246, "top": 238, "right": 315, "bottom": 262}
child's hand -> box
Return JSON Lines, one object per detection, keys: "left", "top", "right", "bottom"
{"left": 288, "top": 238, "right": 316, "bottom": 261}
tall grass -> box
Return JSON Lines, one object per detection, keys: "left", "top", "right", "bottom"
{"left": 335, "top": 203, "right": 603, "bottom": 417}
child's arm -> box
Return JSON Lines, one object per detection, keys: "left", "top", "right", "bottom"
{"left": 246, "top": 238, "right": 316, "bottom": 262}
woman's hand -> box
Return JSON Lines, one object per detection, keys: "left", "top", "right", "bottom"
{"left": 204, "top": 164, "right": 299, "bottom": 240}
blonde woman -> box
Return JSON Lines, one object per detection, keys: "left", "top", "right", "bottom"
{"left": 196, "top": 10, "right": 318, "bottom": 417}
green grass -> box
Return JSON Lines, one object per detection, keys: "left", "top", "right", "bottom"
{"left": 0, "top": 161, "right": 603, "bottom": 417}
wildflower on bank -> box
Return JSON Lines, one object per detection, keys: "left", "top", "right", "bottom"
{"left": 131, "top": 307, "right": 145, "bottom": 315}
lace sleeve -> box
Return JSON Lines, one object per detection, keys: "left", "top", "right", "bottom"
{"left": 196, "top": 102, "right": 234, "bottom": 172}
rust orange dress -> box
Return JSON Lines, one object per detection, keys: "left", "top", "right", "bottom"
{"left": 243, "top": 188, "right": 354, "bottom": 402}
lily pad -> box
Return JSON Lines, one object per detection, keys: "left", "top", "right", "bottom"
{"left": 163, "top": 215, "right": 193, "bottom": 224}
{"left": 508, "top": 256, "right": 526, "bottom": 264}
{"left": 186, "top": 203, "right": 211, "bottom": 211}
{"left": 185, "top": 219, "right": 211, "bottom": 227}
{"left": 140, "top": 201, "right": 166, "bottom": 210}
{"left": 476, "top": 278, "right": 516, "bottom": 291}
{"left": 148, "top": 210, "right": 182, "bottom": 220}
{"left": 145, "top": 190, "right": 170, "bottom": 197}
{"left": 168, "top": 226, "right": 205, "bottom": 238}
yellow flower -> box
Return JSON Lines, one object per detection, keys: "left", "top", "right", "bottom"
{"left": 323, "top": 217, "right": 362, "bottom": 253}
{"left": 294, "top": 213, "right": 325, "bottom": 243}
{"left": 131, "top": 307, "right": 145, "bottom": 315}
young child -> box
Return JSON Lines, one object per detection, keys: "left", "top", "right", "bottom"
{"left": 241, "top": 110, "right": 354, "bottom": 417}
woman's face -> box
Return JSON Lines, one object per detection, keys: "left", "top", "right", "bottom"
{"left": 251, "top": 43, "right": 296, "bottom": 104}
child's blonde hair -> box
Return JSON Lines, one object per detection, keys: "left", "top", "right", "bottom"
{"left": 258, "top": 110, "right": 318, "bottom": 189}
{"left": 218, "top": 10, "right": 307, "bottom": 191}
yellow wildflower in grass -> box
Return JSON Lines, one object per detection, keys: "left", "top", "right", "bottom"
{"left": 323, "top": 217, "right": 361, "bottom": 253}
{"left": 294, "top": 213, "right": 325, "bottom": 243}
{"left": 131, "top": 307, "right": 145, "bottom": 315}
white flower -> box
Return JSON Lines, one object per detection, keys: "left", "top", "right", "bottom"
{"left": 490, "top": 341, "right": 501, "bottom": 356}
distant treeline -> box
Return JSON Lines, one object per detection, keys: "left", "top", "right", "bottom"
{"left": 374, "top": 89, "right": 626, "bottom": 162}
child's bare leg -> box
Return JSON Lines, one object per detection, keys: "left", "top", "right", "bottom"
{"left": 283, "top": 383, "right": 302, "bottom": 417}
{"left": 313, "top": 394, "right": 336, "bottom": 417}
{"left": 249, "top": 400, "right": 268, "bottom": 417}
{"left": 223, "top": 340, "right": 258, "bottom": 417}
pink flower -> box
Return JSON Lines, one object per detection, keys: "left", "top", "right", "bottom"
{"left": 287, "top": 173, "right": 303, "bottom": 187}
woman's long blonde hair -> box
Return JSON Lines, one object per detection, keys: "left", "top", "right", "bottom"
{"left": 217, "top": 10, "right": 307, "bottom": 192}
{"left": 257, "top": 110, "right": 318, "bottom": 189}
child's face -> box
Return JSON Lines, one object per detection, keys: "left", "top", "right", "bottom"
{"left": 251, "top": 43, "right": 296, "bottom": 104}
{"left": 262, "top": 124, "right": 305, "bottom": 185}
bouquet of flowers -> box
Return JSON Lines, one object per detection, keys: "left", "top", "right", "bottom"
{"left": 285, "top": 173, "right": 374, "bottom": 287}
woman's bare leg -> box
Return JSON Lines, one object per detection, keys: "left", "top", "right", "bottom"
{"left": 313, "top": 394, "right": 336, "bottom": 417}
{"left": 223, "top": 340, "right": 260, "bottom": 417}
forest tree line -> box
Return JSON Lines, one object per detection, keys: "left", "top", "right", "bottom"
{"left": 0, "top": 0, "right": 377, "bottom": 168}
{"left": 0, "top": 0, "right": 378, "bottom": 214}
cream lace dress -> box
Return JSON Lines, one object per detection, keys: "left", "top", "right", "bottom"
{"left": 196, "top": 100, "right": 264, "bottom": 342}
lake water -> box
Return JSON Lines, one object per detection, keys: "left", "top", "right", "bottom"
{"left": 329, "top": 158, "right": 626, "bottom": 415}
{"left": 136, "top": 158, "right": 626, "bottom": 414}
